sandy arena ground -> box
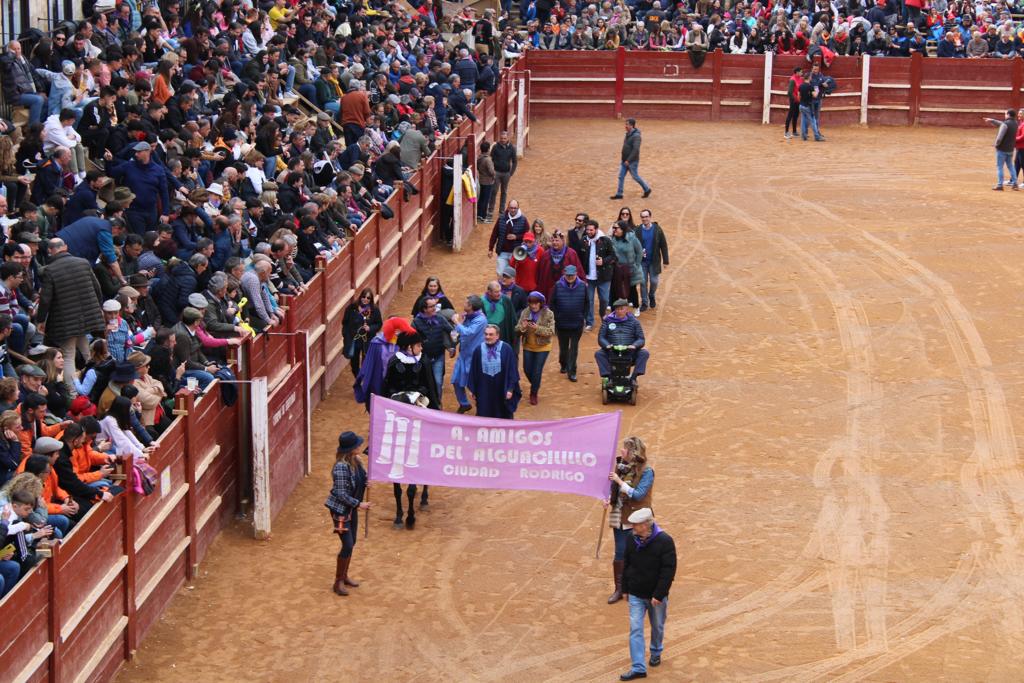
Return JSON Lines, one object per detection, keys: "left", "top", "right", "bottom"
{"left": 117, "top": 119, "right": 1024, "bottom": 682}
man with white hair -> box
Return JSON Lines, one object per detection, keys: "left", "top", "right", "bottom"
{"left": 340, "top": 77, "right": 371, "bottom": 146}
{"left": 454, "top": 48, "right": 479, "bottom": 93}
{"left": 618, "top": 507, "right": 676, "bottom": 680}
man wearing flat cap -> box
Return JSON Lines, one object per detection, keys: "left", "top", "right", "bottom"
{"left": 106, "top": 141, "right": 171, "bottom": 235}
{"left": 619, "top": 507, "right": 676, "bottom": 680}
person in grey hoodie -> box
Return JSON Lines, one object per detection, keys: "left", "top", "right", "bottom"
{"left": 610, "top": 118, "right": 651, "bottom": 200}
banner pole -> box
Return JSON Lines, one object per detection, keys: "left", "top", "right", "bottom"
{"left": 595, "top": 506, "right": 608, "bottom": 559}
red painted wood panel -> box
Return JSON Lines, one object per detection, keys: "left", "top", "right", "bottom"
{"left": 267, "top": 364, "right": 307, "bottom": 520}
{"left": 0, "top": 563, "right": 50, "bottom": 681}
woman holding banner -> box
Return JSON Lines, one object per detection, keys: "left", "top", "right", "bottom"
{"left": 606, "top": 436, "right": 654, "bottom": 604}
{"left": 325, "top": 431, "right": 371, "bottom": 597}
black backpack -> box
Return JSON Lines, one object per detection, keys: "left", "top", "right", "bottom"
{"left": 88, "top": 358, "right": 116, "bottom": 404}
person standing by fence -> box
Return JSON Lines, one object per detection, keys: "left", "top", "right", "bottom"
{"left": 784, "top": 67, "right": 803, "bottom": 140}
{"left": 490, "top": 130, "right": 518, "bottom": 217}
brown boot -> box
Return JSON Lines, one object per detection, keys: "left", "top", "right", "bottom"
{"left": 342, "top": 557, "right": 359, "bottom": 587}
{"left": 333, "top": 555, "right": 349, "bottom": 596}
{"left": 607, "top": 560, "right": 624, "bottom": 604}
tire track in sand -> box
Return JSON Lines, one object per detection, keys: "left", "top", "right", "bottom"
{"left": 530, "top": 185, "right": 889, "bottom": 682}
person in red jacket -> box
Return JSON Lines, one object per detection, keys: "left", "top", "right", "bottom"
{"left": 1014, "top": 109, "right": 1024, "bottom": 184}
{"left": 512, "top": 231, "right": 545, "bottom": 292}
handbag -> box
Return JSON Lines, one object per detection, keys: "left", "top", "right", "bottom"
{"left": 134, "top": 462, "right": 159, "bottom": 496}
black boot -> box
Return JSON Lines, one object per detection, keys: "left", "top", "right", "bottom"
{"left": 420, "top": 485, "right": 429, "bottom": 510}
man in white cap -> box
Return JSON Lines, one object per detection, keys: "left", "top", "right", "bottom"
{"left": 619, "top": 507, "right": 676, "bottom": 680}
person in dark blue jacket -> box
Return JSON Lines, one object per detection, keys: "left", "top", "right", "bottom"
{"left": 153, "top": 254, "right": 206, "bottom": 325}
{"left": 453, "top": 49, "right": 479, "bottom": 92}
{"left": 63, "top": 172, "right": 109, "bottom": 224}
{"left": 596, "top": 299, "right": 649, "bottom": 384}
{"left": 448, "top": 84, "right": 478, "bottom": 122}
{"left": 56, "top": 205, "right": 126, "bottom": 283}
{"left": 170, "top": 206, "right": 202, "bottom": 260}
{"left": 548, "top": 265, "right": 587, "bottom": 382}
{"left": 106, "top": 141, "right": 171, "bottom": 235}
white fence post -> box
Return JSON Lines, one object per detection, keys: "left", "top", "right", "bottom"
{"left": 452, "top": 153, "right": 463, "bottom": 252}
{"left": 860, "top": 54, "right": 871, "bottom": 126}
{"left": 251, "top": 376, "right": 271, "bottom": 539}
{"left": 516, "top": 77, "right": 526, "bottom": 156}
{"left": 762, "top": 51, "right": 773, "bottom": 125}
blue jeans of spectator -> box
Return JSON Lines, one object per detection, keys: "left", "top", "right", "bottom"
{"left": 997, "top": 150, "right": 1015, "bottom": 186}
{"left": 496, "top": 251, "right": 512, "bottom": 277}
{"left": 263, "top": 155, "right": 277, "bottom": 179}
{"left": 284, "top": 65, "right": 296, "bottom": 92}
{"left": 613, "top": 526, "right": 630, "bottom": 561}
{"left": 184, "top": 369, "right": 216, "bottom": 389}
{"left": 453, "top": 383, "right": 470, "bottom": 408}
{"left": 0, "top": 559, "right": 20, "bottom": 597}
{"left": 585, "top": 279, "right": 611, "bottom": 327}
{"left": 628, "top": 594, "right": 668, "bottom": 674}
{"left": 9, "top": 313, "right": 31, "bottom": 354}
{"left": 639, "top": 262, "right": 659, "bottom": 308}
{"left": 616, "top": 161, "right": 650, "bottom": 195}
{"left": 87, "top": 479, "right": 114, "bottom": 491}
{"left": 1015, "top": 149, "right": 1024, "bottom": 182}
{"left": 17, "top": 93, "right": 46, "bottom": 124}
{"left": 297, "top": 82, "right": 317, "bottom": 104}
{"left": 323, "top": 100, "right": 340, "bottom": 117}
{"left": 522, "top": 349, "right": 549, "bottom": 394}
{"left": 428, "top": 355, "right": 445, "bottom": 401}
{"left": 48, "top": 514, "right": 70, "bottom": 539}
{"left": 800, "top": 105, "right": 822, "bottom": 140}
{"left": 477, "top": 184, "right": 493, "bottom": 220}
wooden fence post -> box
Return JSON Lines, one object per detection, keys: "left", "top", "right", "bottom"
{"left": 614, "top": 46, "right": 625, "bottom": 118}
{"left": 122, "top": 492, "right": 137, "bottom": 659}
{"left": 711, "top": 49, "right": 723, "bottom": 121}
{"left": 908, "top": 52, "right": 923, "bottom": 126}
{"left": 47, "top": 543, "right": 62, "bottom": 682}
{"left": 181, "top": 391, "right": 198, "bottom": 580}
{"left": 860, "top": 54, "right": 871, "bottom": 125}
{"left": 762, "top": 51, "right": 773, "bottom": 125}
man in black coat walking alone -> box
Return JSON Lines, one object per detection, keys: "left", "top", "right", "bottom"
{"left": 619, "top": 507, "right": 676, "bottom": 680}
{"left": 611, "top": 118, "right": 651, "bottom": 200}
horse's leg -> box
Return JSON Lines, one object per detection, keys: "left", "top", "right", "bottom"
{"left": 392, "top": 483, "right": 404, "bottom": 528}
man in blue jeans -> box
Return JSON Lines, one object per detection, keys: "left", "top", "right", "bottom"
{"left": 580, "top": 220, "right": 616, "bottom": 330}
{"left": 799, "top": 77, "right": 824, "bottom": 142}
{"left": 985, "top": 109, "right": 1019, "bottom": 190}
{"left": 611, "top": 118, "right": 652, "bottom": 200}
{"left": 619, "top": 507, "right": 676, "bottom": 681}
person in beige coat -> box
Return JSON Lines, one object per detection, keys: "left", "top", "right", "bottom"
{"left": 129, "top": 352, "right": 167, "bottom": 430}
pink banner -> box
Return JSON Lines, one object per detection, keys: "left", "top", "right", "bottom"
{"left": 368, "top": 395, "right": 621, "bottom": 500}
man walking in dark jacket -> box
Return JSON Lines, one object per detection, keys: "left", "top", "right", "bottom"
{"left": 580, "top": 220, "right": 616, "bottom": 330}
{"left": 620, "top": 507, "right": 676, "bottom": 680}
{"left": 985, "top": 109, "right": 1019, "bottom": 190}
{"left": 636, "top": 209, "right": 669, "bottom": 311}
{"left": 490, "top": 130, "right": 518, "bottom": 217}
{"left": 611, "top": 119, "right": 651, "bottom": 200}
{"left": 547, "top": 265, "right": 586, "bottom": 382}
{"left": 37, "top": 238, "right": 105, "bottom": 393}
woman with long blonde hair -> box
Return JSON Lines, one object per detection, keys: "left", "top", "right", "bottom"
{"left": 605, "top": 435, "right": 654, "bottom": 603}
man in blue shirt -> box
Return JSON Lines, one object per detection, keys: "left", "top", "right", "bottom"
{"left": 105, "top": 142, "right": 171, "bottom": 235}
{"left": 56, "top": 204, "right": 127, "bottom": 285}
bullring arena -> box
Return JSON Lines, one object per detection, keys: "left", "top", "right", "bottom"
{"left": 2, "top": 38, "right": 1024, "bottom": 682}
{"left": 112, "top": 114, "right": 1024, "bottom": 682}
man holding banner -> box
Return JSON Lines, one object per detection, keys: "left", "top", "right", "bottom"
{"left": 467, "top": 324, "right": 521, "bottom": 419}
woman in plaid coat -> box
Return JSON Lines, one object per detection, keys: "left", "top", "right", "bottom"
{"left": 324, "top": 431, "right": 371, "bottom": 596}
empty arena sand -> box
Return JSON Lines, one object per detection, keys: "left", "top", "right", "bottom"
{"left": 117, "top": 119, "right": 1024, "bottom": 682}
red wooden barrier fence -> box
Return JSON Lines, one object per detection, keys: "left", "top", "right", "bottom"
{"left": 0, "top": 58, "right": 528, "bottom": 682}
{"left": 527, "top": 48, "right": 1019, "bottom": 127}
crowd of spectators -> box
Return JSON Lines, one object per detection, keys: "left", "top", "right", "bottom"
{"left": 0, "top": 0, "right": 522, "bottom": 600}
{"left": 458, "top": 0, "right": 1024, "bottom": 60}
